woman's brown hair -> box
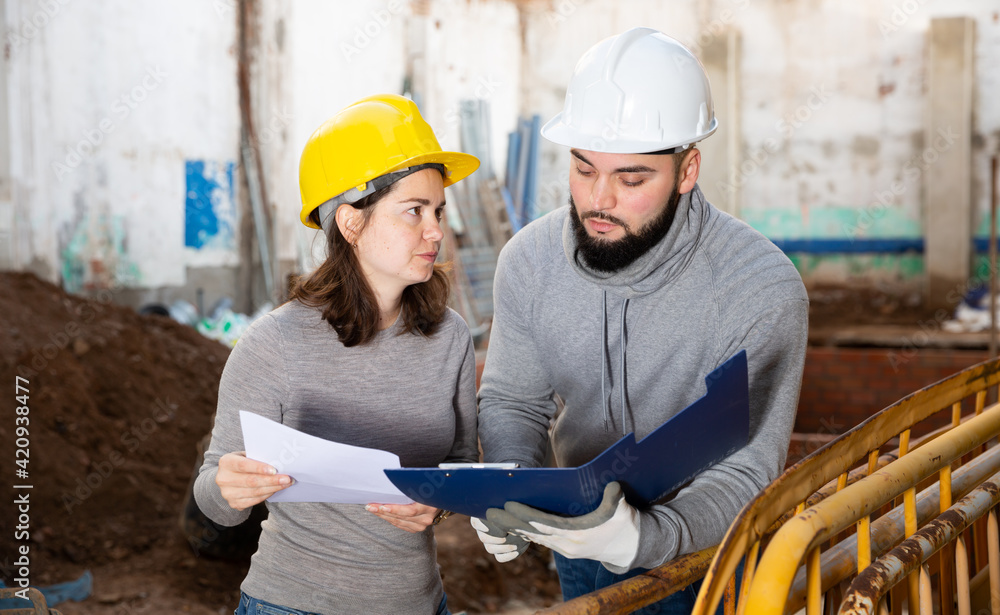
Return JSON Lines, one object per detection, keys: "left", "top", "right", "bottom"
{"left": 289, "top": 181, "right": 451, "bottom": 347}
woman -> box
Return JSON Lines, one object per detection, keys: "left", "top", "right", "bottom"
{"left": 194, "top": 94, "right": 481, "bottom": 615}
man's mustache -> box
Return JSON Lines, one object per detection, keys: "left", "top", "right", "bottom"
{"left": 580, "top": 210, "right": 630, "bottom": 232}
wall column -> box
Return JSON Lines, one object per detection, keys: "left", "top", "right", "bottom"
{"left": 699, "top": 28, "right": 741, "bottom": 218}
{"left": 924, "top": 17, "right": 975, "bottom": 308}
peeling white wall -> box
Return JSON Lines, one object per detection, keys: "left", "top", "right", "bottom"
{"left": 0, "top": 1, "right": 12, "bottom": 269}
{"left": 4, "top": 0, "right": 1000, "bottom": 298}
{"left": 2, "top": 0, "right": 520, "bottom": 296}
{"left": 4, "top": 0, "right": 240, "bottom": 291}
{"left": 522, "top": 0, "right": 1000, "bottom": 240}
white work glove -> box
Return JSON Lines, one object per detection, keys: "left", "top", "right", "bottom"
{"left": 470, "top": 516, "right": 529, "bottom": 562}
{"left": 490, "top": 481, "right": 640, "bottom": 570}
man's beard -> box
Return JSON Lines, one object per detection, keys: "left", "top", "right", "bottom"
{"left": 569, "top": 186, "right": 682, "bottom": 273}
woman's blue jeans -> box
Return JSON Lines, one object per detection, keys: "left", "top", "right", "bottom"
{"left": 553, "top": 552, "right": 742, "bottom": 615}
{"left": 234, "top": 591, "right": 451, "bottom": 615}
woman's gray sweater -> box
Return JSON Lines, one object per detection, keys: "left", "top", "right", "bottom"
{"left": 195, "top": 301, "right": 478, "bottom": 614}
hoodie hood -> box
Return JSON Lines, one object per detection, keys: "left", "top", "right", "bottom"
{"left": 562, "top": 184, "right": 711, "bottom": 299}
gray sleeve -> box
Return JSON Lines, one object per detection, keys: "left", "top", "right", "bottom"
{"left": 193, "top": 315, "right": 289, "bottom": 527}
{"left": 446, "top": 324, "right": 480, "bottom": 464}
{"left": 477, "top": 242, "right": 558, "bottom": 468}
{"left": 622, "top": 296, "right": 808, "bottom": 572}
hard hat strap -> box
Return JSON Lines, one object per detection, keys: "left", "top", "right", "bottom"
{"left": 646, "top": 143, "right": 691, "bottom": 155}
{"left": 316, "top": 163, "right": 445, "bottom": 232}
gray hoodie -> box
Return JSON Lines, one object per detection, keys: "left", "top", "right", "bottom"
{"left": 478, "top": 184, "right": 808, "bottom": 571}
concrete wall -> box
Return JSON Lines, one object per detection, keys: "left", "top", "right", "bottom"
{"left": 3, "top": 0, "right": 999, "bottom": 308}
{"left": 0, "top": 0, "right": 521, "bottom": 312}
{"left": 3, "top": 0, "right": 240, "bottom": 294}
{"left": 522, "top": 0, "right": 1000, "bottom": 289}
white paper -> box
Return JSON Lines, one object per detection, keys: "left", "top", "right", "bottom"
{"left": 239, "top": 411, "right": 413, "bottom": 504}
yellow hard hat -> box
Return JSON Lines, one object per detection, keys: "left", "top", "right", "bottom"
{"left": 298, "top": 94, "right": 480, "bottom": 229}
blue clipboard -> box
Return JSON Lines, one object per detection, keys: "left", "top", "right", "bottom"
{"left": 385, "top": 350, "right": 750, "bottom": 519}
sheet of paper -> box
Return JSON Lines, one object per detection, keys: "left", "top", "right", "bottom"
{"left": 239, "top": 411, "right": 413, "bottom": 504}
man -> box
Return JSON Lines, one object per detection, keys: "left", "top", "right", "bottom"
{"left": 473, "top": 27, "right": 808, "bottom": 613}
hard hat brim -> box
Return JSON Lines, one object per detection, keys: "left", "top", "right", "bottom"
{"left": 541, "top": 113, "right": 719, "bottom": 154}
{"left": 386, "top": 151, "right": 481, "bottom": 189}
{"left": 301, "top": 150, "right": 480, "bottom": 230}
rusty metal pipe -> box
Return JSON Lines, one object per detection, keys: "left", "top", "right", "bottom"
{"left": 693, "top": 359, "right": 1000, "bottom": 615}
{"left": 988, "top": 507, "right": 999, "bottom": 615}
{"left": 535, "top": 547, "right": 717, "bottom": 614}
{"left": 745, "top": 404, "right": 1000, "bottom": 615}
{"left": 782, "top": 438, "right": 1000, "bottom": 613}
{"left": 837, "top": 471, "right": 1000, "bottom": 614}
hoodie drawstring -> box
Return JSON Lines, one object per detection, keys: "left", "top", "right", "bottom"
{"left": 601, "top": 291, "right": 631, "bottom": 435}
{"left": 619, "top": 296, "right": 629, "bottom": 433}
{"left": 601, "top": 293, "right": 608, "bottom": 431}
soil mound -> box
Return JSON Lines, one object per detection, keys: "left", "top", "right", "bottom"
{"left": 0, "top": 272, "right": 559, "bottom": 613}
{"left": 0, "top": 272, "right": 229, "bottom": 569}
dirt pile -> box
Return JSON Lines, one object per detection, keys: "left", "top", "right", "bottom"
{"left": 0, "top": 272, "right": 559, "bottom": 613}
{"left": 0, "top": 272, "right": 230, "bottom": 567}
{"left": 0, "top": 271, "right": 242, "bottom": 609}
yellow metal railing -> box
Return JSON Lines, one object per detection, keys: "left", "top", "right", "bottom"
{"left": 534, "top": 547, "right": 720, "bottom": 615}
{"left": 692, "top": 357, "right": 1000, "bottom": 615}
{"left": 744, "top": 402, "right": 1000, "bottom": 614}
{"left": 539, "top": 357, "right": 1000, "bottom": 615}
{"left": 780, "top": 444, "right": 1000, "bottom": 612}
{"left": 838, "top": 470, "right": 1000, "bottom": 615}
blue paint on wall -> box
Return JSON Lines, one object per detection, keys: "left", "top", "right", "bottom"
{"left": 185, "top": 160, "right": 236, "bottom": 249}
{"left": 770, "top": 237, "right": 1000, "bottom": 254}
{"left": 770, "top": 238, "right": 924, "bottom": 254}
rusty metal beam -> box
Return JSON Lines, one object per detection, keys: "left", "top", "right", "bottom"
{"left": 744, "top": 403, "right": 1000, "bottom": 615}
{"left": 538, "top": 453, "right": 897, "bottom": 615}
{"left": 782, "top": 444, "right": 1000, "bottom": 614}
{"left": 784, "top": 451, "right": 986, "bottom": 611}
{"left": 692, "top": 358, "right": 1000, "bottom": 615}
{"left": 536, "top": 547, "right": 716, "bottom": 614}
{"left": 988, "top": 507, "right": 1000, "bottom": 614}
{"left": 838, "top": 471, "right": 1000, "bottom": 614}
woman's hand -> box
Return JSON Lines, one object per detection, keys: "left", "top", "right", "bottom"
{"left": 216, "top": 451, "right": 292, "bottom": 510}
{"left": 366, "top": 502, "right": 440, "bottom": 533}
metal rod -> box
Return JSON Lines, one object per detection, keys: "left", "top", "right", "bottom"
{"left": 242, "top": 135, "right": 275, "bottom": 300}
{"left": 693, "top": 357, "right": 1000, "bottom": 615}
{"left": 787, "top": 445, "right": 1000, "bottom": 612}
{"left": 736, "top": 540, "right": 760, "bottom": 615}
{"left": 988, "top": 507, "right": 1000, "bottom": 615}
{"left": 991, "top": 155, "right": 998, "bottom": 361}
{"left": 238, "top": 0, "right": 275, "bottom": 304}
{"left": 957, "top": 536, "right": 971, "bottom": 615}
{"left": 919, "top": 564, "right": 933, "bottom": 615}
{"left": 837, "top": 472, "right": 1000, "bottom": 614}
{"left": 745, "top": 405, "right": 1000, "bottom": 614}
{"left": 807, "top": 546, "right": 822, "bottom": 614}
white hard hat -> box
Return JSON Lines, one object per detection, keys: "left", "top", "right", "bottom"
{"left": 541, "top": 27, "right": 718, "bottom": 154}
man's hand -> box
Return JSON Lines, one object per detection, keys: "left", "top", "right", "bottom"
{"left": 216, "top": 451, "right": 292, "bottom": 510}
{"left": 470, "top": 516, "right": 530, "bottom": 562}
{"left": 495, "top": 481, "right": 640, "bottom": 570}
